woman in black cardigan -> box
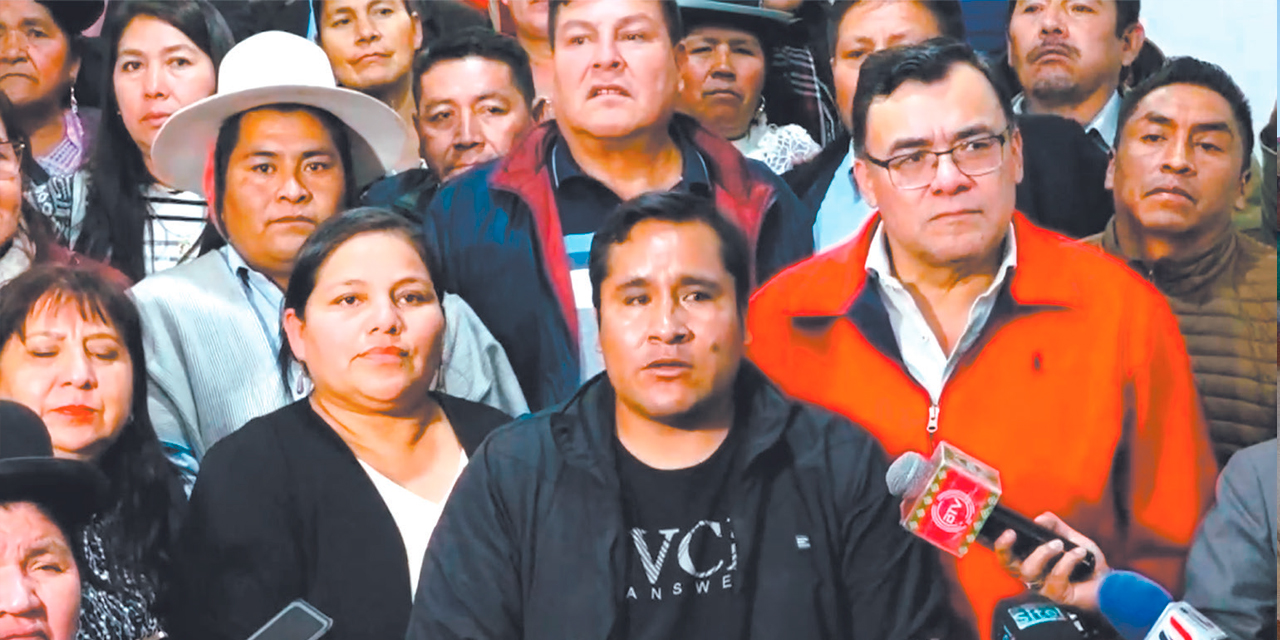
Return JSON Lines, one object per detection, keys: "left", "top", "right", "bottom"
{"left": 172, "top": 208, "right": 513, "bottom": 640}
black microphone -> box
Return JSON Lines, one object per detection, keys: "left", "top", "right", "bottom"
{"left": 886, "top": 448, "right": 1097, "bottom": 582}
{"left": 992, "top": 594, "right": 1113, "bottom": 640}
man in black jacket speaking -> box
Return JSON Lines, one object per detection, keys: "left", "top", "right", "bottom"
{"left": 406, "top": 190, "right": 972, "bottom": 640}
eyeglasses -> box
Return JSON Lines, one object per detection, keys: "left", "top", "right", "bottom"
{"left": 0, "top": 140, "right": 25, "bottom": 179}
{"left": 863, "top": 127, "right": 1011, "bottom": 190}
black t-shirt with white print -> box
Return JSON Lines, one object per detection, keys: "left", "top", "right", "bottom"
{"left": 615, "top": 426, "right": 744, "bottom": 640}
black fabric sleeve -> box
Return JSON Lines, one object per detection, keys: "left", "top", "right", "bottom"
{"left": 170, "top": 425, "right": 305, "bottom": 640}
{"left": 753, "top": 165, "right": 816, "bottom": 285}
{"left": 406, "top": 436, "right": 525, "bottom": 640}
{"left": 834, "top": 427, "right": 977, "bottom": 640}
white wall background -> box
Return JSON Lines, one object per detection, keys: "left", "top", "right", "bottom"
{"left": 1139, "top": 0, "right": 1277, "bottom": 143}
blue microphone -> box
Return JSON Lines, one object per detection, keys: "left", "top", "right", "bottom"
{"left": 1097, "top": 571, "right": 1225, "bottom": 640}
{"left": 1097, "top": 571, "right": 1172, "bottom": 640}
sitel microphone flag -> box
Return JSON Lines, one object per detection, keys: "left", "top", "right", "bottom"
{"left": 885, "top": 442, "right": 1002, "bottom": 557}
{"left": 886, "top": 443, "right": 1096, "bottom": 581}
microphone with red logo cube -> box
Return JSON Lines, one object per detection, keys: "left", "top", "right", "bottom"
{"left": 885, "top": 442, "right": 1096, "bottom": 582}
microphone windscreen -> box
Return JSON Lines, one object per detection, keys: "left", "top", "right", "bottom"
{"left": 1096, "top": 571, "right": 1172, "bottom": 640}
{"left": 885, "top": 450, "right": 929, "bottom": 498}
{"left": 991, "top": 594, "right": 1085, "bottom": 640}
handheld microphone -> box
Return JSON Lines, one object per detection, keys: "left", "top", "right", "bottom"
{"left": 991, "top": 594, "right": 1089, "bottom": 639}
{"left": 885, "top": 443, "right": 1096, "bottom": 581}
{"left": 1097, "top": 571, "right": 1226, "bottom": 640}
{"left": 992, "top": 593, "right": 1118, "bottom": 639}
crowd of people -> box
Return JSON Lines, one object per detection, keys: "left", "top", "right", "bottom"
{"left": 0, "top": 1, "right": 1274, "bottom": 639}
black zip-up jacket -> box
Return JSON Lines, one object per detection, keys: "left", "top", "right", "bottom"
{"left": 407, "top": 366, "right": 973, "bottom": 640}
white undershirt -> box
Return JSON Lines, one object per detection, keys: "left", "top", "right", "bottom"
{"left": 357, "top": 450, "right": 468, "bottom": 598}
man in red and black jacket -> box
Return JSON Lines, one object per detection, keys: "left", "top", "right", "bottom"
{"left": 416, "top": 0, "right": 813, "bottom": 410}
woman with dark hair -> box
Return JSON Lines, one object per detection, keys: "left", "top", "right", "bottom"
{"left": 173, "top": 207, "right": 512, "bottom": 640}
{"left": 0, "top": 90, "right": 126, "bottom": 289}
{"left": 0, "top": 1, "right": 105, "bottom": 245}
{"left": 0, "top": 264, "right": 186, "bottom": 640}
{"left": 78, "top": 0, "right": 234, "bottom": 281}
{"left": 675, "top": 0, "right": 820, "bottom": 174}
{"left": 0, "top": 91, "right": 58, "bottom": 285}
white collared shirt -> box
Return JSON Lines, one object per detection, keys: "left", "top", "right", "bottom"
{"left": 1013, "top": 90, "right": 1123, "bottom": 150}
{"left": 864, "top": 222, "right": 1018, "bottom": 403}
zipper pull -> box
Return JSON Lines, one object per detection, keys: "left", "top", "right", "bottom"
{"left": 926, "top": 404, "right": 940, "bottom": 451}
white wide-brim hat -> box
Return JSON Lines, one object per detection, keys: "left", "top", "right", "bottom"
{"left": 152, "top": 30, "right": 413, "bottom": 196}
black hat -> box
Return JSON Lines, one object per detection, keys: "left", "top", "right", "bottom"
{"left": 676, "top": 0, "right": 796, "bottom": 46}
{"left": 0, "top": 400, "right": 107, "bottom": 527}
{"left": 35, "top": 1, "right": 106, "bottom": 37}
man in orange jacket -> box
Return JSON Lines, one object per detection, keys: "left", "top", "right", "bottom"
{"left": 746, "top": 39, "right": 1217, "bottom": 638}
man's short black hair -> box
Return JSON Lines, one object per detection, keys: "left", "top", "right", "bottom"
{"left": 589, "top": 191, "right": 750, "bottom": 316}
{"left": 828, "top": 0, "right": 967, "bottom": 59}
{"left": 312, "top": 0, "right": 422, "bottom": 32}
{"left": 548, "top": 0, "right": 683, "bottom": 49}
{"left": 852, "top": 38, "right": 1014, "bottom": 157}
{"left": 1116, "top": 56, "right": 1254, "bottom": 174}
{"left": 411, "top": 27, "right": 536, "bottom": 108}
{"left": 213, "top": 104, "right": 356, "bottom": 227}
{"left": 1005, "top": 0, "right": 1140, "bottom": 38}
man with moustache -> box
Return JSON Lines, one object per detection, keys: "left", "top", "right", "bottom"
{"left": 1006, "top": 0, "right": 1144, "bottom": 150}
{"left": 789, "top": 0, "right": 1111, "bottom": 251}
{"left": 407, "top": 191, "right": 969, "bottom": 640}
{"left": 748, "top": 40, "right": 1216, "bottom": 636}
{"left": 362, "top": 27, "right": 536, "bottom": 216}
{"left": 416, "top": 0, "right": 812, "bottom": 411}
{"left": 1085, "top": 57, "right": 1277, "bottom": 467}
{"left": 131, "top": 32, "right": 526, "bottom": 489}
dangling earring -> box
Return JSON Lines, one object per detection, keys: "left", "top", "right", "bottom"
{"left": 70, "top": 85, "right": 78, "bottom": 116}
{"left": 753, "top": 95, "right": 767, "bottom": 125}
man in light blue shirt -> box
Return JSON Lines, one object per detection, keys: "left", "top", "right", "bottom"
{"left": 1006, "top": 0, "right": 1145, "bottom": 151}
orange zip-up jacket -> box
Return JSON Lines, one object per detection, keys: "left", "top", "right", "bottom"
{"left": 746, "top": 212, "right": 1218, "bottom": 637}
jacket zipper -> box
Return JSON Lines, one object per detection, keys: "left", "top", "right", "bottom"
{"left": 926, "top": 404, "right": 940, "bottom": 452}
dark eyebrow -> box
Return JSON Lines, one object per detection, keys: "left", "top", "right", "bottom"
{"left": 616, "top": 277, "right": 650, "bottom": 290}
{"left": 687, "top": 35, "right": 757, "bottom": 47}
{"left": 952, "top": 124, "right": 1001, "bottom": 142}
{"left": 678, "top": 275, "right": 724, "bottom": 290}
{"left": 1140, "top": 113, "right": 1176, "bottom": 128}
{"left": 616, "top": 14, "right": 658, "bottom": 30}
{"left": 118, "top": 43, "right": 201, "bottom": 58}
{"left": 886, "top": 137, "right": 932, "bottom": 155}
{"left": 23, "top": 537, "right": 73, "bottom": 564}
{"left": 1190, "top": 122, "right": 1234, "bottom": 137}
{"left": 19, "top": 17, "right": 54, "bottom": 29}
